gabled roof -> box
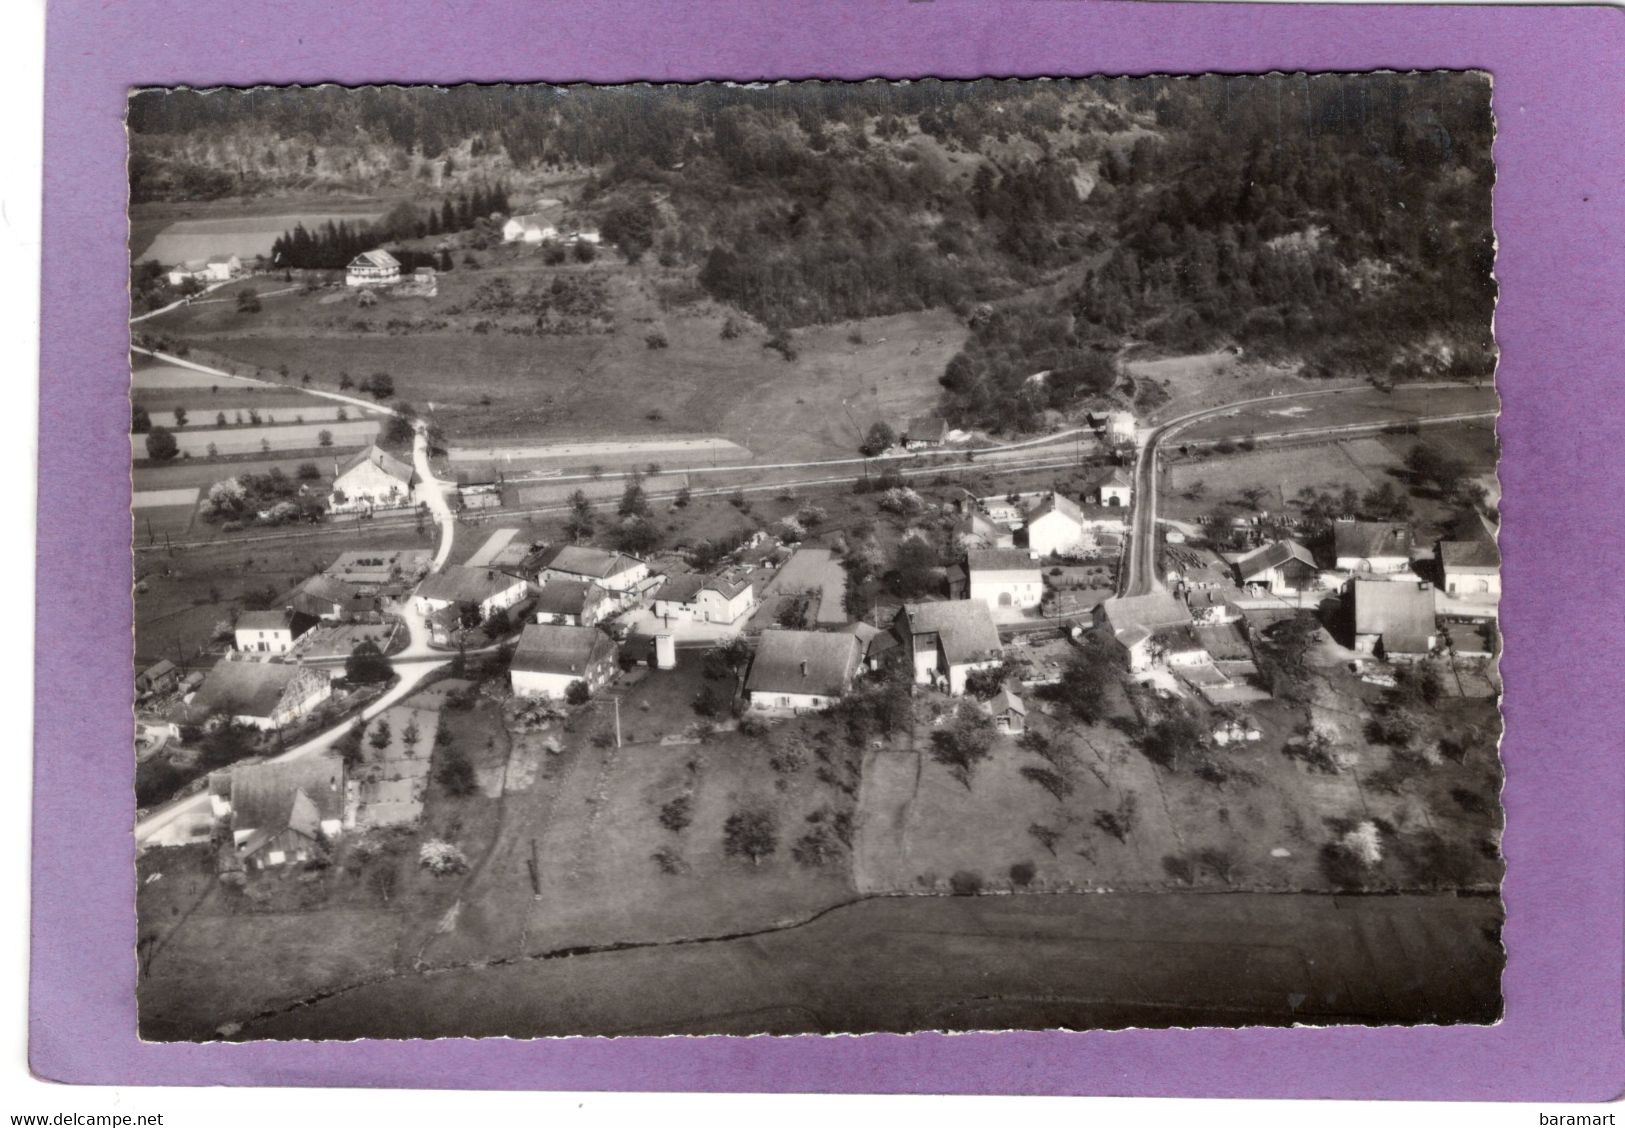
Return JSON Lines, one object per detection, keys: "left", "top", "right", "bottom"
{"left": 1352, "top": 578, "right": 1436, "bottom": 654}
{"left": 1236, "top": 539, "right": 1318, "bottom": 580}
{"left": 337, "top": 444, "right": 415, "bottom": 487}
{"left": 544, "top": 545, "right": 643, "bottom": 580}
{"left": 1027, "top": 492, "right": 1085, "bottom": 526}
{"left": 290, "top": 573, "right": 376, "bottom": 615}
{"left": 216, "top": 755, "right": 345, "bottom": 844}
{"left": 1099, "top": 592, "right": 1192, "bottom": 644}
{"left": 535, "top": 578, "right": 603, "bottom": 616}
{"left": 192, "top": 660, "right": 321, "bottom": 720}
{"left": 349, "top": 248, "right": 400, "bottom": 270}
{"left": 897, "top": 600, "right": 1003, "bottom": 666}
{"left": 511, "top": 623, "right": 617, "bottom": 678}
{"left": 1333, "top": 521, "right": 1413, "bottom": 561}
{"left": 205, "top": 253, "right": 238, "bottom": 265}
{"left": 506, "top": 212, "right": 557, "bottom": 230}
{"left": 1093, "top": 466, "right": 1133, "bottom": 489}
{"left": 745, "top": 630, "right": 861, "bottom": 697}
{"left": 906, "top": 416, "right": 949, "bottom": 442}
{"left": 967, "top": 548, "right": 1042, "bottom": 576}
{"left": 140, "top": 658, "right": 177, "bottom": 681}
{"left": 416, "top": 564, "right": 527, "bottom": 606}
{"left": 1439, "top": 511, "right": 1500, "bottom": 570}
{"left": 655, "top": 573, "right": 706, "bottom": 603}
{"left": 989, "top": 688, "right": 1026, "bottom": 717}
{"left": 237, "top": 609, "right": 293, "bottom": 632}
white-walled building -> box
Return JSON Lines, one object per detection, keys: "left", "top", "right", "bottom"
{"left": 189, "top": 659, "right": 332, "bottom": 731}
{"left": 893, "top": 600, "right": 1003, "bottom": 696}
{"left": 966, "top": 549, "right": 1044, "bottom": 611}
{"left": 509, "top": 623, "right": 619, "bottom": 700}
{"left": 1025, "top": 493, "right": 1088, "bottom": 557}
{"left": 1333, "top": 521, "right": 1415, "bottom": 574}
{"left": 502, "top": 214, "right": 559, "bottom": 244}
{"left": 208, "top": 755, "right": 347, "bottom": 870}
{"left": 652, "top": 571, "right": 757, "bottom": 625}
{"left": 745, "top": 630, "right": 862, "bottom": 712}
{"left": 540, "top": 546, "right": 651, "bottom": 603}
{"left": 345, "top": 249, "right": 402, "bottom": 287}
{"left": 329, "top": 445, "right": 417, "bottom": 514}
{"left": 234, "top": 609, "right": 310, "bottom": 655}
{"left": 414, "top": 565, "right": 531, "bottom": 622}
{"left": 1437, "top": 513, "right": 1501, "bottom": 599}
{"left": 1093, "top": 466, "right": 1133, "bottom": 508}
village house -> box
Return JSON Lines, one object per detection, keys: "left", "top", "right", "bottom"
{"left": 136, "top": 659, "right": 178, "bottom": 698}
{"left": 209, "top": 755, "right": 347, "bottom": 871}
{"left": 893, "top": 600, "right": 1004, "bottom": 695}
{"left": 533, "top": 579, "right": 609, "bottom": 627}
{"left": 1091, "top": 466, "right": 1134, "bottom": 508}
{"left": 166, "top": 260, "right": 208, "bottom": 287}
{"left": 1095, "top": 591, "right": 1200, "bottom": 672}
{"left": 288, "top": 574, "right": 380, "bottom": 623}
{"left": 745, "top": 629, "right": 863, "bottom": 712}
{"left": 328, "top": 445, "right": 417, "bottom": 514}
{"left": 651, "top": 571, "right": 757, "bottom": 625}
{"left": 966, "top": 549, "right": 1044, "bottom": 612}
{"left": 986, "top": 688, "right": 1027, "bottom": 734}
{"left": 509, "top": 623, "right": 620, "bottom": 700}
{"left": 1235, "top": 540, "right": 1321, "bottom": 594}
{"left": 189, "top": 659, "right": 332, "bottom": 731}
{"left": 1351, "top": 578, "right": 1438, "bottom": 659}
{"left": 954, "top": 509, "right": 1015, "bottom": 551}
{"left": 1024, "top": 492, "right": 1087, "bottom": 556}
{"left": 414, "top": 565, "right": 531, "bottom": 629}
{"left": 234, "top": 609, "right": 313, "bottom": 655}
{"left": 540, "top": 545, "right": 652, "bottom": 605}
{"left": 1333, "top": 521, "right": 1415, "bottom": 574}
{"left": 502, "top": 213, "right": 559, "bottom": 243}
{"left": 350, "top": 704, "right": 439, "bottom": 829}
{"left": 903, "top": 415, "right": 950, "bottom": 451}
{"left": 345, "top": 248, "right": 402, "bottom": 287}
{"left": 1437, "top": 512, "right": 1500, "bottom": 599}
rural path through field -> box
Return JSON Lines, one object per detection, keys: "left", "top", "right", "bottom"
{"left": 1120, "top": 381, "right": 1498, "bottom": 598}
{"left": 412, "top": 422, "right": 457, "bottom": 572}
{"left": 131, "top": 347, "right": 400, "bottom": 420}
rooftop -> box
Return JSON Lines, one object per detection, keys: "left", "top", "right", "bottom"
{"left": 1352, "top": 578, "right": 1436, "bottom": 654}
{"left": 544, "top": 544, "right": 643, "bottom": 580}
{"left": 236, "top": 609, "right": 292, "bottom": 632}
{"left": 897, "top": 600, "right": 1003, "bottom": 666}
{"left": 745, "top": 630, "right": 861, "bottom": 697}
{"left": 967, "top": 548, "right": 1041, "bottom": 575}
{"left": 1099, "top": 592, "right": 1192, "bottom": 642}
{"left": 416, "top": 565, "right": 526, "bottom": 607}
{"left": 192, "top": 659, "right": 320, "bottom": 719}
{"left": 535, "top": 579, "right": 603, "bottom": 616}
{"left": 336, "top": 444, "right": 415, "bottom": 487}
{"left": 1333, "top": 521, "right": 1414, "bottom": 561}
{"left": 1236, "top": 539, "right": 1318, "bottom": 579}
{"left": 511, "top": 623, "right": 616, "bottom": 678}
{"left": 214, "top": 755, "right": 345, "bottom": 850}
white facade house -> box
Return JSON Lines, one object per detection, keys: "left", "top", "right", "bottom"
{"left": 652, "top": 572, "right": 757, "bottom": 625}
{"left": 502, "top": 214, "right": 559, "bottom": 244}
{"left": 190, "top": 660, "right": 333, "bottom": 732}
{"left": 1025, "top": 493, "right": 1088, "bottom": 557}
{"left": 345, "top": 249, "right": 402, "bottom": 287}
{"left": 1093, "top": 466, "right": 1133, "bottom": 508}
{"left": 1106, "top": 411, "right": 1137, "bottom": 446}
{"left": 209, "top": 756, "right": 348, "bottom": 871}
{"left": 745, "top": 630, "right": 862, "bottom": 712}
{"left": 509, "top": 623, "right": 619, "bottom": 700}
{"left": 1333, "top": 522, "right": 1415, "bottom": 574}
{"left": 966, "top": 549, "right": 1044, "bottom": 611}
{"left": 541, "top": 546, "right": 651, "bottom": 604}
{"left": 893, "top": 601, "right": 1003, "bottom": 696}
{"left": 234, "top": 609, "right": 307, "bottom": 655}
{"left": 414, "top": 565, "right": 531, "bottom": 622}
{"left": 329, "top": 445, "right": 416, "bottom": 514}
{"left": 1438, "top": 513, "right": 1501, "bottom": 599}
{"left": 1095, "top": 592, "right": 1198, "bottom": 673}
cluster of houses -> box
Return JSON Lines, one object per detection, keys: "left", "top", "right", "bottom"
{"left": 501, "top": 211, "right": 602, "bottom": 248}
{"left": 955, "top": 471, "right": 1133, "bottom": 562}
{"left": 166, "top": 253, "right": 241, "bottom": 288}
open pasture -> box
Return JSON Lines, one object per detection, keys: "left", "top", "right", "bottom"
{"left": 1164, "top": 438, "right": 1405, "bottom": 518}
{"left": 1177, "top": 383, "right": 1497, "bottom": 443}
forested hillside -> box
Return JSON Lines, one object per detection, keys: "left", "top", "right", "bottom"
{"left": 129, "top": 75, "right": 1495, "bottom": 433}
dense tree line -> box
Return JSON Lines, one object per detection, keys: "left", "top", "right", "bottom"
{"left": 267, "top": 182, "right": 510, "bottom": 269}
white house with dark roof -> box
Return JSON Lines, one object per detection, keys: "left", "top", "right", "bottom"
{"left": 893, "top": 600, "right": 1003, "bottom": 695}
{"left": 1025, "top": 493, "right": 1088, "bottom": 556}
{"left": 966, "top": 549, "right": 1044, "bottom": 611}
{"left": 345, "top": 248, "right": 402, "bottom": 286}
{"left": 509, "top": 623, "right": 619, "bottom": 700}
{"left": 903, "top": 415, "right": 950, "bottom": 450}
{"left": 190, "top": 659, "right": 332, "bottom": 731}
{"left": 1333, "top": 521, "right": 1415, "bottom": 574}
{"left": 1095, "top": 591, "right": 1200, "bottom": 672}
{"left": 234, "top": 609, "right": 312, "bottom": 655}
{"left": 414, "top": 565, "right": 530, "bottom": 623}
{"left": 534, "top": 579, "right": 608, "bottom": 627}
{"left": 502, "top": 213, "right": 560, "bottom": 244}
{"left": 745, "top": 629, "right": 862, "bottom": 712}
{"left": 1235, "top": 540, "right": 1321, "bottom": 594}
{"left": 652, "top": 571, "right": 757, "bottom": 625}
{"left": 329, "top": 445, "right": 417, "bottom": 514}
{"left": 540, "top": 545, "right": 651, "bottom": 608}
{"left": 1351, "top": 578, "right": 1437, "bottom": 659}
{"left": 209, "top": 755, "right": 347, "bottom": 870}
{"left": 1092, "top": 466, "right": 1133, "bottom": 508}
{"left": 1437, "top": 512, "right": 1500, "bottom": 599}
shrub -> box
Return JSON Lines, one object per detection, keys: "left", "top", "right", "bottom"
{"left": 144, "top": 426, "right": 178, "bottom": 462}
{"left": 645, "top": 331, "right": 669, "bottom": 350}
{"left": 418, "top": 839, "right": 469, "bottom": 874}
{"left": 948, "top": 870, "right": 983, "bottom": 896}
{"left": 1009, "top": 861, "right": 1036, "bottom": 887}
{"left": 564, "top": 679, "right": 591, "bottom": 705}
{"left": 296, "top": 462, "right": 321, "bottom": 481}
{"left": 658, "top": 795, "right": 693, "bottom": 833}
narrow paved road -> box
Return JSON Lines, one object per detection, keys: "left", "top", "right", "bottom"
{"left": 136, "top": 416, "right": 462, "bottom": 850}
{"left": 1119, "top": 382, "right": 1495, "bottom": 597}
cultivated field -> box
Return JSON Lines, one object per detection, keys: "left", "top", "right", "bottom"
{"left": 131, "top": 419, "right": 379, "bottom": 459}
{"left": 142, "top": 255, "right": 967, "bottom": 459}
{"left": 1176, "top": 383, "right": 1497, "bottom": 442}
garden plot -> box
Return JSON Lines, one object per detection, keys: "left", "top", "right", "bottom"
{"left": 133, "top": 419, "right": 379, "bottom": 458}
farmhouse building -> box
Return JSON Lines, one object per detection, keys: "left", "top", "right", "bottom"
{"left": 1025, "top": 493, "right": 1088, "bottom": 557}
{"left": 1235, "top": 540, "right": 1320, "bottom": 594}
{"left": 745, "top": 629, "right": 862, "bottom": 712}
{"left": 329, "top": 446, "right": 417, "bottom": 514}
{"left": 954, "top": 510, "right": 1015, "bottom": 551}
{"left": 288, "top": 574, "right": 379, "bottom": 622}
{"left": 1092, "top": 466, "right": 1133, "bottom": 508}
{"left": 966, "top": 549, "right": 1044, "bottom": 611}
{"left": 652, "top": 571, "right": 757, "bottom": 625}
{"left": 903, "top": 416, "right": 950, "bottom": 450}
{"left": 1437, "top": 513, "right": 1500, "bottom": 599}
{"left": 166, "top": 260, "right": 208, "bottom": 287}
{"left": 1105, "top": 411, "right": 1137, "bottom": 445}
{"left": 893, "top": 600, "right": 1003, "bottom": 695}
{"left": 136, "top": 659, "right": 178, "bottom": 697}
{"left": 540, "top": 546, "right": 651, "bottom": 600}
{"left": 533, "top": 579, "right": 608, "bottom": 627}
{"left": 509, "top": 623, "right": 619, "bottom": 700}
{"left": 234, "top": 609, "right": 312, "bottom": 655}
{"left": 1096, "top": 592, "right": 1198, "bottom": 672}
{"left": 987, "top": 688, "right": 1027, "bottom": 734}
{"left": 1333, "top": 521, "right": 1415, "bottom": 574}
{"left": 1351, "top": 578, "right": 1437, "bottom": 659}
{"left": 190, "top": 659, "right": 332, "bottom": 731}
{"left": 345, "top": 248, "right": 402, "bottom": 287}
{"left": 414, "top": 565, "right": 530, "bottom": 624}
{"left": 502, "top": 214, "right": 559, "bottom": 244}
{"left": 209, "top": 755, "right": 347, "bottom": 870}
